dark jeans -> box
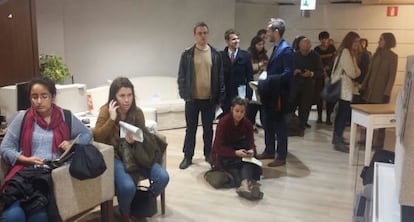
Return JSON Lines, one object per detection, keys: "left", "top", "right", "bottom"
{"left": 246, "top": 103, "right": 263, "bottom": 126}
{"left": 294, "top": 78, "right": 314, "bottom": 126}
{"left": 218, "top": 157, "right": 262, "bottom": 186}
{"left": 262, "top": 107, "right": 288, "bottom": 160}
{"left": 182, "top": 99, "right": 215, "bottom": 159}
{"left": 334, "top": 99, "right": 351, "bottom": 137}
{"left": 317, "top": 100, "right": 336, "bottom": 121}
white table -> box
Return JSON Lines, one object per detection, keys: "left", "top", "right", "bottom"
{"left": 349, "top": 104, "right": 396, "bottom": 166}
{"left": 372, "top": 162, "right": 400, "bottom": 222}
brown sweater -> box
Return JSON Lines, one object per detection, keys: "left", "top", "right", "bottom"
{"left": 93, "top": 104, "right": 145, "bottom": 158}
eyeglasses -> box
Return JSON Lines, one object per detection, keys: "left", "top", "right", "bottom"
{"left": 31, "top": 94, "right": 51, "bottom": 101}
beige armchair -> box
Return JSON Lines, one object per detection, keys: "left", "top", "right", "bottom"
{"left": 0, "top": 141, "right": 115, "bottom": 222}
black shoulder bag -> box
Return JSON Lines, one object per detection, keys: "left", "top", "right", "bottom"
{"left": 321, "top": 52, "right": 343, "bottom": 103}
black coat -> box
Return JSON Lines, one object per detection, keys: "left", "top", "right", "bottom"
{"left": 221, "top": 47, "right": 254, "bottom": 103}
{"left": 2, "top": 167, "right": 61, "bottom": 222}
{"left": 177, "top": 44, "right": 225, "bottom": 105}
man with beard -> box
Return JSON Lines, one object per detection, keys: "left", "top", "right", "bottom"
{"left": 256, "top": 18, "right": 294, "bottom": 167}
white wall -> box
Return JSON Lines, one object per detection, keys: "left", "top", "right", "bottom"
{"left": 36, "top": 0, "right": 236, "bottom": 88}
{"left": 277, "top": 4, "right": 414, "bottom": 91}
{"left": 235, "top": 2, "right": 278, "bottom": 51}
{"left": 36, "top": 1, "right": 414, "bottom": 91}
{"left": 36, "top": 0, "right": 65, "bottom": 58}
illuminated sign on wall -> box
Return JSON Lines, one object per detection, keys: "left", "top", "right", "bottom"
{"left": 300, "top": 0, "right": 316, "bottom": 10}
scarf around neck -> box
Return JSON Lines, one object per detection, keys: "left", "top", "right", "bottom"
{"left": 2, "top": 105, "right": 70, "bottom": 189}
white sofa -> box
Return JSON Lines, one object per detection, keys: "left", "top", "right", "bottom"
{"left": 129, "top": 76, "right": 184, "bottom": 114}
{"left": 87, "top": 76, "right": 184, "bottom": 115}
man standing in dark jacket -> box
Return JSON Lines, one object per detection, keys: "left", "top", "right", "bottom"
{"left": 292, "top": 36, "right": 323, "bottom": 129}
{"left": 221, "top": 29, "right": 253, "bottom": 114}
{"left": 177, "top": 22, "right": 225, "bottom": 169}
{"left": 256, "top": 18, "right": 294, "bottom": 167}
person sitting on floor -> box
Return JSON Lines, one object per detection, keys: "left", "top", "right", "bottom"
{"left": 210, "top": 97, "right": 263, "bottom": 200}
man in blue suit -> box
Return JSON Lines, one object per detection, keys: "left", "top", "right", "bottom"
{"left": 256, "top": 18, "right": 294, "bottom": 167}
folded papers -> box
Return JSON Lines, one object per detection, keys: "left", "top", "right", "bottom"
{"left": 119, "top": 121, "right": 144, "bottom": 142}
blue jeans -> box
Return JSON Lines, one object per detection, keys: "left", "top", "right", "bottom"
{"left": 1, "top": 200, "right": 48, "bottom": 222}
{"left": 114, "top": 158, "right": 169, "bottom": 216}
{"left": 334, "top": 99, "right": 351, "bottom": 137}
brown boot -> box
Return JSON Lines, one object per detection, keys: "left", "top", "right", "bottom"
{"left": 256, "top": 152, "right": 275, "bottom": 160}
{"left": 267, "top": 159, "right": 286, "bottom": 167}
{"left": 236, "top": 179, "right": 252, "bottom": 199}
{"left": 249, "top": 180, "right": 264, "bottom": 200}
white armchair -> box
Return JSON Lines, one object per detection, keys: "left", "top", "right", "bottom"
{"left": 0, "top": 141, "right": 115, "bottom": 222}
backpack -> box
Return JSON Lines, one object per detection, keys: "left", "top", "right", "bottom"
{"left": 360, "top": 150, "right": 395, "bottom": 185}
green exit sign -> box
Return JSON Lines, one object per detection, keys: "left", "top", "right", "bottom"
{"left": 300, "top": 0, "right": 316, "bottom": 10}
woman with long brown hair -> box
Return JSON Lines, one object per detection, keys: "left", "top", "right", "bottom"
{"left": 246, "top": 36, "right": 268, "bottom": 130}
{"left": 93, "top": 77, "right": 169, "bottom": 222}
{"left": 331, "top": 31, "right": 361, "bottom": 152}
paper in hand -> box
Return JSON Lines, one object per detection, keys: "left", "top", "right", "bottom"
{"left": 242, "top": 157, "right": 263, "bottom": 167}
{"left": 119, "top": 121, "right": 144, "bottom": 142}
{"left": 215, "top": 106, "right": 223, "bottom": 119}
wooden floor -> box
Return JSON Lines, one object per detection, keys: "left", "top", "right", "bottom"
{"left": 79, "top": 111, "right": 366, "bottom": 222}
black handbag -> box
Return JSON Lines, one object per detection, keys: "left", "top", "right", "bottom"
{"left": 130, "top": 186, "right": 157, "bottom": 217}
{"left": 320, "top": 51, "right": 344, "bottom": 103}
{"left": 69, "top": 144, "right": 107, "bottom": 180}
{"left": 321, "top": 78, "right": 341, "bottom": 103}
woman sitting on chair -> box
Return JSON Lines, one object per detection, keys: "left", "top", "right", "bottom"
{"left": 93, "top": 77, "right": 169, "bottom": 222}
{"left": 0, "top": 76, "right": 92, "bottom": 222}
{"left": 210, "top": 97, "right": 263, "bottom": 200}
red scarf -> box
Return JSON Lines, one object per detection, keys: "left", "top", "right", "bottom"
{"left": 2, "top": 105, "right": 70, "bottom": 189}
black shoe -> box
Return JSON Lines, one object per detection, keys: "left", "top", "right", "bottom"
{"left": 332, "top": 135, "right": 350, "bottom": 145}
{"left": 334, "top": 144, "right": 349, "bottom": 153}
{"left": 204, "top": 155, "right": 211, "bottom": 163}
{"left": 326, "top": 120, "right": 332, "bottom": 125}
{"left": 305, "top": 123, "right": 311, "bottom": 128}
{"left": 179, "top": 157, "right": 192, "bottom": 169}
{"left": 316, "top": 118, "right": 323, "bottom": 123}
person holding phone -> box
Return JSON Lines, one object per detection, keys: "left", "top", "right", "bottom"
{"left": 93, "top": 77, "right": 169, "bottom": 222}
{"left": 210, "top": 97, "right": 263, "bottom": 200}
{"left": 292, "top": 36, "right": 323, "bottom": 130}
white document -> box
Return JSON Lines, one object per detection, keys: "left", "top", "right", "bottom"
{"left": 248, "top": 81, "right": 261, "bottom": 104}
{"left": 215, "top": 106, "right": 223, "bottom": 119}
{"left": 242, "top": 157, "right": 263, "bottom": 167}
{"left": 237, "top": 85, "right": 246, "bottom": 99}
{"left": 119, "top": 121, "right": 144, "bottom": 142}
{"left": 258, "top": 71, "right": 267, "bottom": 80}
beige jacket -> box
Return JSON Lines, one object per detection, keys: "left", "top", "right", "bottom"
{"left": 331, "top": 49, "right": 361, "bottom": 102}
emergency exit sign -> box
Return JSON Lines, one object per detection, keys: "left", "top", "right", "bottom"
{"left": 387, "top": 6, "right": 398, "bottom": 17}
{"left": 300, "top": 0, "right": 316, "bottom": 10}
